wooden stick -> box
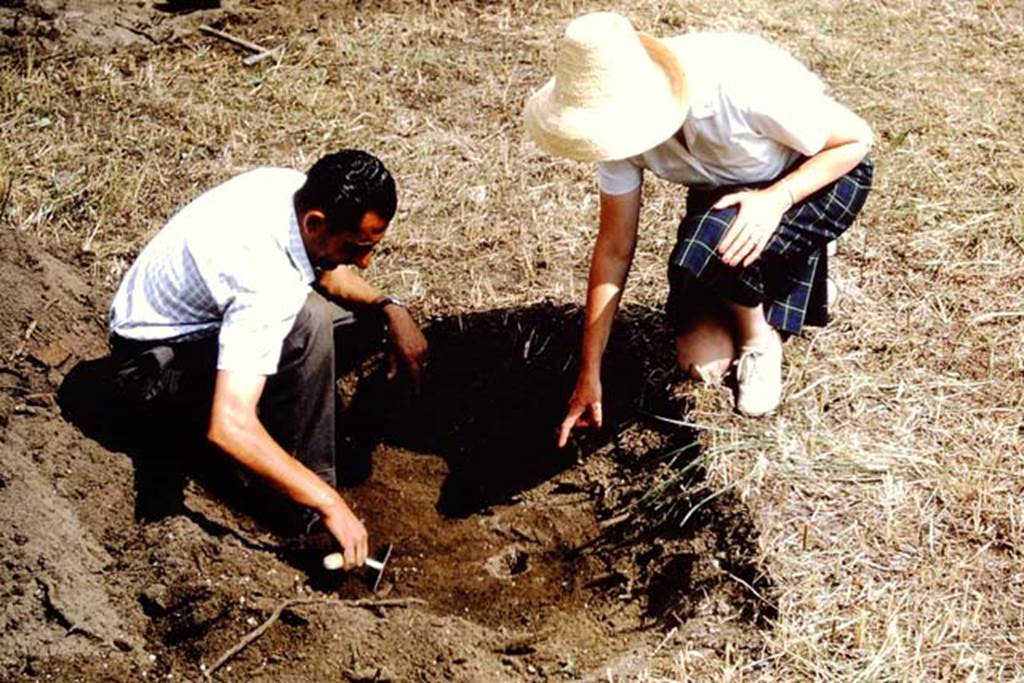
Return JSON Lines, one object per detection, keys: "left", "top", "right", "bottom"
{"left": 198, "top": 24, "right": 267, "bottom": 54}
{"left": 8, "top": 320, "right": 37, "bottom": 362}
{"left": 202, "top": 597, "right": 426, "bottom": 679}
{"left": 115, "top": 20, "right": 158, "bottom": 44}
{"left": 242, "top": 44, "right": 285, "bottom": 67}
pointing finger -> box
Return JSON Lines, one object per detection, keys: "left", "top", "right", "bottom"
{"left": 558, "top": 406, "right": 584, "bottom": 448}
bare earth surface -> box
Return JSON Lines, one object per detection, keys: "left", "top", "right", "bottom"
{"left": 0, "top": 221, "right": 770, "bottom": 681}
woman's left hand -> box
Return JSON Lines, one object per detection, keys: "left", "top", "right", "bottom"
{"left": 713, "top": 186, "right": 791, "bottom": 267}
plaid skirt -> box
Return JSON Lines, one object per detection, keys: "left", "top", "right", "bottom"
{"left": 667, "top": 158, "right": 873, "bottom": 334}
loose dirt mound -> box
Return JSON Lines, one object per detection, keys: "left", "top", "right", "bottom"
{"left": 0, "top": 0, "right": 220, "bottom": 54}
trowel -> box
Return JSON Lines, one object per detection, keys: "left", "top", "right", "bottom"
{"left": 322, "top": 543, "right": 393, "bottom": 593}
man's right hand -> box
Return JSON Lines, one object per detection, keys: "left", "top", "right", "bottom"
{"left": 558, "top": 375, "right": 603, "bottom": 448}
{"left": 319, "top": 495, "right": 368, "bottom": 570}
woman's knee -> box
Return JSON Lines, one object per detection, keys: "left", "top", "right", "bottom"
{"left": 675, "top": 314, "right": 735, "bottom": 383}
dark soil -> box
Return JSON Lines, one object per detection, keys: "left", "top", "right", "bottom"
{"left": 0, "top": 221, "right": 772, "bottom": 680}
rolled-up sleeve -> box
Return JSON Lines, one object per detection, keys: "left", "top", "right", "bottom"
{"left": 193, "top": 241, "right": 310, "bottom": 376}
{"left": 598, "top": 159, "right": 643, "bottom": 195}
{"left": 744, "top": 91, "right": 833, "bottom": 158}
{"left": 217, "top": 289, "right": 306, "bottom": 375}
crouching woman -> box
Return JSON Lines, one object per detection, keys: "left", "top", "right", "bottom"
{"left": 522, "top": 12, "right": 873, "bottom": 442}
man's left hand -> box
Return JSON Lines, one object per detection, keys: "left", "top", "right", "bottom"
{"left": 382, "top": 304, "right": 428, "bottom": 392}
{"left": 714, "top": 186, "right": 791, "bottom": 268}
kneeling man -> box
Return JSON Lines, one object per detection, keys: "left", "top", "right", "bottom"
{"left": 109, "top": 150, "right": 427, "bottom": 569}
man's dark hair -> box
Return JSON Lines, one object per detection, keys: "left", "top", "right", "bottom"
{"left": 295, "top": 150, "right": 397, "bottom": 233}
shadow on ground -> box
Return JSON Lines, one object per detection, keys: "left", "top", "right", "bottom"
{"left": 55, "top": 351, "right": 293, "bottom": 538}
{"left": 56, "top": 300, "right": 774, "bottom": 654}
{"left": 338, "top": 302, "right": 671, "bottom": 517}
{"left": 55, "top": 302, "right": 670, "bottom": 524}
{"left": 335, "top": 302, "right": 775, "bottom": 630}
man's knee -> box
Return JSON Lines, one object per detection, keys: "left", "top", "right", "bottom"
{"left": 281, "top": 293, "right": 336, "bottom": 369}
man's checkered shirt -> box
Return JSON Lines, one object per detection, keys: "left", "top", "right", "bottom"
{"left": 110, "top": 168, "right": 317, "bottom": 376}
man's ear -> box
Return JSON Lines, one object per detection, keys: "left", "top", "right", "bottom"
{"left": 300, "top": 209, "right": 328, "bottom": 236}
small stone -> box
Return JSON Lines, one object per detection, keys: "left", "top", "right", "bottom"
{"left": 30, "top": 339, "right": 72, "bottom": 368}
{"left": 139, "top": 583, "right": 172, "bottom": 615}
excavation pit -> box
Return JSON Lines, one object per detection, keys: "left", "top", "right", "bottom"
{"left": 321, "top": 304, "right": 775, "bottom": 667}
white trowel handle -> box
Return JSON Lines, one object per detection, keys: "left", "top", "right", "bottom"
{"left": 322, "top": 553, "right": 383, "bottom": 571}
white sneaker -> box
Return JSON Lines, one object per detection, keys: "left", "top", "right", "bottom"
{"left": 734, "top": 330, "right": 783, "bottom": 417}
{"left": 826, "top": 276, "right": 839, "bottom": 307}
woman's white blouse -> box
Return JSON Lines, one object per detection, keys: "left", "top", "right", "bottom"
{"left": 598, "top": 32, "right": 835, "bottom": 194}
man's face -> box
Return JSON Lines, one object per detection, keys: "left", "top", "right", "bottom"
{"left": 301, "top": 209, "right": 389, "bottom": 271}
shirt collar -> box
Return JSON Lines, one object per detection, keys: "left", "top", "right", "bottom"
{"left": 286, "top": 204, "right": 316, "bottom": 285}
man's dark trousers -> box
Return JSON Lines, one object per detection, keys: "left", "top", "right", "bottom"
{"left": 110, "top": 291, "right": 366, "bottom": 490}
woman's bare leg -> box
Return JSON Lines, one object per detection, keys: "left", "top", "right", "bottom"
{"left": 726, "top": 301, "right": 776, "bottom": 347}
{"left": 674, "top": 307, "right": 736, "bottom": 384}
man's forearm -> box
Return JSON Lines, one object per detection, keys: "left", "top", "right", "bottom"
{"left": 208, "top": 406, "right": 342, "bottom": 511}
{"left": 316, "top": 266, "right": 386, "bottom": 308}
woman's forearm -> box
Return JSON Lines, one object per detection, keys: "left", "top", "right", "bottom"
{"left": 771, "top": 139, "right": 871, "bottom": 207}
{"left": 579, "top": 266, "right": 629, "bottom": 378}
{"left": 578, "top": 189, "right": 642, "bottom": 380}
{"left": 771, "top": 102, "right": 873, "bottom": 207}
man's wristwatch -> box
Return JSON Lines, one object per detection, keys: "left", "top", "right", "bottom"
{"left": 375, "top": 294, "right": 405, "bottom": 310}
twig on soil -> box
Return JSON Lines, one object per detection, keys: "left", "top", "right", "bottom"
{"left": 788, "top": 374, "right": 833, "bottom": 401}
{"left": 711, "top": 559, "right": 778, "bottom": 612}
{"left": 114, "top": 20, "right": 158, "bottom": 44}
{"left": 599, "top": 512, "right": 630, "bottom": 529}
{"left": 242, "top": 46, "right": 285, "bottom": 67}
{"left": 8, "top": 320, "right": 37, "bottom": 362}
{"left": 197, "top": 25, "right": 285, "bottom": 66}
{"left": 202, "top": 596, "right": 426, "bottom": 679}
{"left": 653, "top": 626, "right": 678, "bottom": 655}
{"left": 969, "top": 310, "right": 1024, "bottom": 325}
{"left": 198, "top": 24, "right": 267, "bottom": 54}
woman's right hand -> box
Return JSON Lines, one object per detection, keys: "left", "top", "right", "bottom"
{"left": 558, "top": 374, "right": 603, "bottom": 447}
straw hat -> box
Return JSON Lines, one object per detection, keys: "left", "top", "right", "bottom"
{"left": 524, "top": 12, "right": 690, "bottom": 163}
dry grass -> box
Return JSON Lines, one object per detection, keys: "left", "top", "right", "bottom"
{"left": 2, "top": 0, "right": 1023, "bottom": 679}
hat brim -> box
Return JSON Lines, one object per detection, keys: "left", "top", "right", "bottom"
{"left": 524, "top": 34, "right": 690, "bottom": 163}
